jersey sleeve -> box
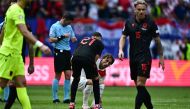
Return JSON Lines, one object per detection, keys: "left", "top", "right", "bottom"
{"left": 12, "top": 8, "right": 25, "bottom": 25}
{"left": 122, "top": 20, "right": 129, "bottom": 36}
{"left": 150, "top": 20, "right": 160, "bottom": 38}
{"left": 49, "top": 25, "right": 56, "bottom": 38}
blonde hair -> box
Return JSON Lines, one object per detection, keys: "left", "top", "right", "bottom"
{"left": 134, "top": 0, "right": 148, "bottom": 7}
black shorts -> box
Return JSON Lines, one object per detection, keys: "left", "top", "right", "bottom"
{"left": 71, "top": 56, "right": 98, "bottom": 79}
{"left": 130, "top": 60, "right": 151, "bottom": 80}
{"left": 54, "top": 49, "right": 71, "bottom": 73}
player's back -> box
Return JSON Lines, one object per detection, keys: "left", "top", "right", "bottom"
{"left": 73, "top": 37, "right": 104, "bottom": 63}
{"left": 0, "top": 4, "right": 25, "bottom": 55}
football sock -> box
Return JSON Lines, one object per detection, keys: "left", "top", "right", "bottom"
{"left": 52, "top": 78, "right": 59, "bottom": 100}
{"left": 83, "top": 85, "right": 92, "bottom": 106}
{"left": 135, "top": 86, "right": 144, "bottom": 109}
{"left": 92, "top": 79, "right": 100, "bottom": 104}
{"left": 142, "top": 86, "right": 153, "bottom": 109}
{"left": 70, "top": 78, "right": 79, "bottom": 102}
{"left": 4, "top": 86, "right": 10, "bottom": 101}
{"left": 4, "top": 86, "right": 18, "bottom": 109}
{"left": 16, "top": 87, "right": 31, "bottom": 109}
{"left": 64, "top": 79, "right": 70, "bottom": 100}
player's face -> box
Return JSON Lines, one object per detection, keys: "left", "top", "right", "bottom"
{"left": 62, "top": 19, "right": 72, "bottom": 26}
{"left": 135, "top": 4, "right": 147, "bottom": 20}
{"left": 100, "top": 57, "right": 112, "bottom": 69}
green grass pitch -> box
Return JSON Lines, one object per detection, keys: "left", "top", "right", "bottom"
{"left": 0, "top": 86, "right": 190, "bottom": 109}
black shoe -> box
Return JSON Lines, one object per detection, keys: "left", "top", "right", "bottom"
{"left": 53, "top": 99, "right": 60, "bottom": 104}
{"left": 63, "top": 99, "right": 70, "bottom": 103}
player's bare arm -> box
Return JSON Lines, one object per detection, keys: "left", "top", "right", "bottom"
{"left": 154, "top": 36, "right": 165, "bottom": 70}
{"left": 49, "top": 33, "right": 71, "bottom": 43}
{"left": 118, "top": 34, "right": 127, "bottom": 60}
{"left": 28, "top": 43, "right": 34, "bottom": 74}
{"left": 17, "top": 24, "right": 51, "bottom": 55}
{"left": 95, "top": 54, "right": 100, "bottom": 62}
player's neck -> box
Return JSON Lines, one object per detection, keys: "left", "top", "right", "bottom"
{"left": 135, "top": 16, "right": 146, "bottom": 23}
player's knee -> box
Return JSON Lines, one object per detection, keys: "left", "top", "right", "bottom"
{"left": 0, "top": 78, "right": 9, "bottom": 88}
{"left": 136, "top": 81, "right": 145, "bottom": 86}
{"left": 64, "top": 70, "right": 72, "bottom": 79}
{"left": 15, "top": 77, "right": 27, "bottom": 87}
{"left": 136, "top": 76, "right": 146, "bottom": 86}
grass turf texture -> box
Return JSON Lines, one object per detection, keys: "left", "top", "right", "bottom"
{"left": 0, "top": 86, "right": 190, "bottom": 109}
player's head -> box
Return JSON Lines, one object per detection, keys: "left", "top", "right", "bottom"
{"left": 61, "top": 13, "right": 74, "bottom": 27}
{"left": 99, "top": 54, "right": 115, "bottom": 69}
{"left": 9, "top": 0, "right": 17, "bottom": 5}
{"left": 92, "top": 32, "right": 102, "bottom": 40}
{"left": 18, "top": 0, "right": 32, "bottom": 8}
{"left": 134, "top": 0, "right": 147, "bottom": 20}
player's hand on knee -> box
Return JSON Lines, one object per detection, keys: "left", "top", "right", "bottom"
{"left": 40, "top": 45, "right": 51, "bottom": 55}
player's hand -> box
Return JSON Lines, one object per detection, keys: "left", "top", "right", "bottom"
{"left": 63, "top": 33, "right": 70, "bottom": 38}
{"left": 159, "top": 57, "right": 165, "bottom": 70}
{"left": 118, "top": 50, "right": 124, "bottom": 61}
{"left": 40, "top": 45, "right": 51, "bottom": 55}
{"left": 28, "top": 64, "right": 34, "bottom": 74}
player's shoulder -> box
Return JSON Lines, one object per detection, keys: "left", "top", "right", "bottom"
{"left": 146, "top": 16, "right": 156, "bottom": 25}
{"left": 67, "top": 25, "right": 72, "bottom": 28}
{"left": 51, "top": 21, "right": 60, "bottom": 28}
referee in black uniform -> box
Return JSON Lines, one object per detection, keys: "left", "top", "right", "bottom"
{"left": 118, "top": 0, "right": 165, "bottom": 109}
{"left": 69, "top": 32, "right": 104, "bottom": 109}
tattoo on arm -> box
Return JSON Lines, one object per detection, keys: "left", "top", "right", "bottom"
{"left": 154, "top": 36, "right": 163, "bottom": 57}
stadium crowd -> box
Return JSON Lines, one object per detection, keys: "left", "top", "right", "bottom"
{"left": 0, "top": 0, "right": 190, "bottom": 60}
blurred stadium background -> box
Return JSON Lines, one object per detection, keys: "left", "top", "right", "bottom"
{"left": 0, "top": 0, "right": 190, "bottom": 109}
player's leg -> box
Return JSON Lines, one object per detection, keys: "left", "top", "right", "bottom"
{"left": 135, "top": 76, "right": 147, "bottom": 109}
{"left": 60, "top": 50, "right": 72, "bottom": 103}
{"left": 4, "top": 85, "right": 18, "bottom": 109}
{"left": 52, "top": 52, "right": 63, "bottom": 103}
{"left": 63, "top": 70, "right": 71, "bottom": 103}
{"left": 14, "top": 56, "right": 31, "bottom": 109}
{"left": 69, "top": 57, "right": 83, "bottom": 109}
{"left": 0, "top": 54, "right": 13, "bottom": 100}
{"left": 14, "top": 75, "right": 31, "bottom": 109}
{"left": 0, "top": 78, "right": 9, "bottom": 96}
{"left": 135, "top": 61, "right": 153, "bottom": 109}
{"left": 91, "top": 84, "right": 105, "bottom": 107}
{"left": 84, "top": 62, "right": 100, "bottom": 109}
{"left": 82, "top": 85, "right": 93, "bottom": 109}
{"left": 52, "top": 73, "right": 61, "bottom": 103}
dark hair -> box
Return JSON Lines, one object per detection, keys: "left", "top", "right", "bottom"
{"left": 63, "top": 13, "right": 74, "bottom": 21}
{"left": 92, "top": 32, "right": 102, "bottom": 38}
{"left": 102, "top": 53, "right": 115, "bottom": 65}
